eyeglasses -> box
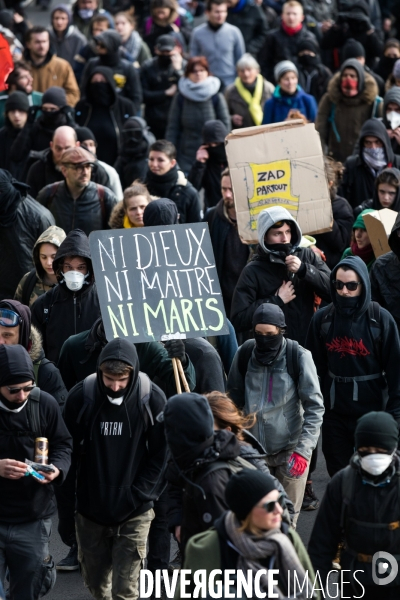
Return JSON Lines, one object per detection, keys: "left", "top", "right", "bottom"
{"left": 6, "top": 384, "right": 36, "bottom": 395}
{"left": 0, "top": 308, "right": 22, "bottom": 327}
{"left": 65, "top": 163, "right": 94, "bottom": 172}
{"left": 259, "top": 493, "right": 285, "bottom": 513}
{"left": 333, "top": 280, "right": 362, "bottom": 292}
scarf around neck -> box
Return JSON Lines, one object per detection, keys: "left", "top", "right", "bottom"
{"left": 123, "top": 30, "right": 142, "bottom": 62}
{"left": 146, "top": 165, "right": 178, "bottom": 197}
{"left": 178, "top": 76, "right": 220, "bottom": 102}
{"left": 235, "top": 74, "right": 263, "bottom": 125}
{"left": 224, "top": 511, "right": 313, "bottom": 600}
{"left": 350, "top": 240, "right": 375, "bottom": 266}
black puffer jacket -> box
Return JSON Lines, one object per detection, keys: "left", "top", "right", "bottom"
{"left": 226, "top": 0, "right": 268, "bottom": 56}
{"left": 314, "top": 195, "right": 353, "bottom": 269}
{"left": 340, "top": 119, "right": 400, "bottom": 209}
{"left": 230, "top": 209, "right": 331, "bottom": 345}
{"left": 26, "top": 148, "right": 110, "bottom": 199}
{"left": 75, "top": 66, "right": 136, "bottom": 165}
{"left": 36, "top": 178, "right": 117, "bottom": 236}
{"left": 31, "top": 229, "right": 101, "bottom": 363}
{"left": 309, "top": 453, "right": 400, "bottom": 588}
{"left": 371, "top": 212, "right": 400, "bottom": 332}
{"left": 114, "top": 117, "right": 155, "bottom": 190}
{"left": 0, "top": 170, "right": 55, "bottom": 300}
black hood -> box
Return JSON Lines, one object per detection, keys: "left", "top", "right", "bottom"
{"left": 96, "top": 338, "right": 139, "bottom": 401}
{"left": 120, "top": 117, "right": 156, "bottom": 158}
{"left": 84, "top": 66, "right": 118, "bottom": 107}
{"left": 372, "top": 167, "right": 400, "bottom": 211}
{"left": 340, "top": 58, "right": 365, "bottom": 94}
{"left": 0, "top": 300, "right": 31, "bottom": 350}
{"left": 389, "top": 211, "right": 400, "bottom": 258}
{"left": 0, "top": 344, "right": 35, "bottom": 387}
{"left": 357, "top": 118, "right": 394, "bottom": 166}
{"left": 95, "top": 30, "right": 121, "bottom": 53}
{"left": 331, "top": 256, "right": 371, "bottom": 318}
{"left": 202, "top": 120, "right": 228, "bottom": 145}
{"left": 143, "top": 198, "right": 178, "bottom": 226}
{"left": 53, "top": 228, "right": 93, "bottom": 281}
{"left": 164, "top": 393, "right": 214, "bottom": 463}
{"left": 0, "top": 169, "right": 30, "bottom": 228}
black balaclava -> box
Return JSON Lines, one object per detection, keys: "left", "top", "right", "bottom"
{"left": 298, "top": 39, "right": 321, "bottom": 71}
{"left": 264, "top": 220, "right": 294, "bottom": 258}
{"left": 0, "top": 300, "right": 31, "bottom": 350}
{"left": 94, "top": 30, "right": 122, "bottom": 67}
{"left": 252, "top": 303, "right": 286, "bottom": 366}
{"left": 89, "top": 82, "right": 114, "bottom": 107}
{"left": 121, "top": 118, "right": 148, "bottom": 156}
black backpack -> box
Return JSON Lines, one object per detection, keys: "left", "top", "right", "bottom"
{"left": 237, "top": 338, "right": 301, "bottom": 384}
{"left": 76, "top": 372, "right": 155, "bottom": 431}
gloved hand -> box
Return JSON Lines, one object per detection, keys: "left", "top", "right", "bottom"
{"left": 288, "top": 452, "right": 308, "bottom": 478}
{"left": 164, "top": 339, "right": 187, "bottom": 366}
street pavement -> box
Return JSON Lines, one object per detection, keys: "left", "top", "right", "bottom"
{"left": 20, "top": 3, "right": 332, "bottom": 596}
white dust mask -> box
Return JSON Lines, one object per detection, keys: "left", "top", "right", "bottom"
{"left": 64, "top": 271, "right": 85, "bottom": 291}
{"left": 360, "top": 452, "right": 394, "bottom": 476}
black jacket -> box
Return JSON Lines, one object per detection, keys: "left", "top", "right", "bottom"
{"left": 36, "top": 179, "right": 117, "bottom": 236}
{"left": 371, "top": 212, "right": 400, "bottom": 332}
{"left": 26, "top": 148, "right": 110, "bottom": 200}
{"left": 309, "top": 453, "right": 400, "bottom": 587}
{"left": 306, "top": 256, "right": 400, "bottom": 420}
{"left": 80, "top": 55, "right": 142, "bottom": 114}
{"left": 145, "top": 167, "right": 201, "bottom": 224}
{"left": 189, "top": 158, "right": 228, "bottom": 209}
{"left": 353, "top": 167, "right": 400, "bottom": 217}
{"left": 184, "top": 338, "right": 226, "bottom": 394}
{"left": 259, "top": 24, "right": 319, "bottom": 82}
{"left": 113, "top": 117, "right": 155, "bottom": 190}
{"left": 63, "top": 339, "right": 167, "bottom": 526}
{"left": 204, "top": 199, "right": 250, "bottom": 317}
{"left": 75, "top": 66, "right": 136, "bottom": 166}
{"left": 140, "top": 56, "right": 184, "bottom": 137}
{"left": 231, "top": 245, "right": 331, "bottom": 346}
{"left": 314, "top": 195, "right": 353, "bottom": 269}
{"left": 0, "top": 121, "right": 26, "bottom": 180}
{"left": 297, "top": 63, "right": 332, "bottom": 104}
{"left": 0, "top": 170, "right": 55, "bottom": 300}
{"left": 0, "top": 344, "right": 71, "bottom": 523}
{"left": 320, "top": 21, "right": 383, "bottom": 70}
{"left": 31, "top": 229, "right": 101, "bottom": 363}
{"left": 226, "top": 0, "right": 268, "bottom": 56}
{"left": 340, "top": 119, "right": 400, "bottom": 209}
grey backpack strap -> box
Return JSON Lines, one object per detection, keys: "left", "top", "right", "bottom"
{"left": 139, "top": 372, "right": 154, "bottom": 429}
{"left": 26, "top": 386, "right": 41, "bottom": 438}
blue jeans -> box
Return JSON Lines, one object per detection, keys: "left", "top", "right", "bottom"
{"left": 0, "top": 518, "right": 55, "bottom": 600}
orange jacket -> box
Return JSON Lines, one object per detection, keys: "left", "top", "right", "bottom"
{"left": 28, "top": 53, "right": 80, "bottom": 107}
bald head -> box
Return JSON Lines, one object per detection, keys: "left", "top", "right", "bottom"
{"left": 51, "top": 126, "right": 79, "bottom": 165}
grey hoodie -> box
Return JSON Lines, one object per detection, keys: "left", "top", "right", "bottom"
{"left": 257, "top": 205, "right": 302, "bottom": 255}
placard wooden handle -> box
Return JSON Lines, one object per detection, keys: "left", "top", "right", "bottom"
{"left": 172, "top": 358, "right": 182, "bottom": 394}
{"left": 177, "top": 359, "right": 190, "bottom": 393}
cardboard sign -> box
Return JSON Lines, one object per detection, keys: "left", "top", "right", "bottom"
{"left": 363, "top": 208, "right": 398, "bottom": 258}
{"left": 89, "top": 224, "right": 229, "bottom": 343}
{"left": 225, "top": 120, "right": 333, "bottom": 244}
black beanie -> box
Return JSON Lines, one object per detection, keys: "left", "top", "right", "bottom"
{"left": 0, "top": 344, "right": 35, "bottom": 387}
{"left": 202, "top": 120, "right": 228, "bottom": 145}
{"left": 76, "top": 126, "right": 97, "bottom": 145}
{"left": 252, "top": 303, "right": 286, "bottom": 329}
{"left": 42, "top": 86, "right": 67, "bottom": 108}
{"left": 143, "top": 198, "right": 178, "bottom": 226}
{"left": 355, "top": 412, "right": 399, "bottom": 452}
{"left": 298, "top": 38, "right": 319, "bottom": 55}
{"left": 225, "top": 469, "right": 278, "bottom": 521}
{"left": 5, "top": 91, "right": 29, "bottom": 113}
{"left": 0, "top": 300, "right": 31, "bottom": 351}
{"left": 342, "top": 38, "right": 366, "bottom": 61}
{"left": 163, "top": 393, "right": 214, "bottom": 458}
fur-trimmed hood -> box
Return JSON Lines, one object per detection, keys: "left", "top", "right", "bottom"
{"left": 326, "top": 70, "right": 378, "bottom": 107}
{"left": 29, "top": 325, "right": 45, "bottom": 363}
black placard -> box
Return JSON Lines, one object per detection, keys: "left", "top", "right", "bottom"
{"left": 89, "top": 224, "right": 229, "bottom": 343}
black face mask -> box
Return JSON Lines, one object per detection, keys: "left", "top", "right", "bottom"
{"left": 254, "top": 332, "right": 283, "bottom": 365}
{"left": 335, "top": 294, "right": 360, "bottom": 317}
{"left": 40, "top": 109, "right": 66, "bottom": 129}
{"left": 0, "top": 395, "right": 25, "bottom": 410}
{"left": 265, "top": 242, "right": 293, "bottom": 261}
{"left": 105, "top": 386, "right": 127, "bottom": 399}
{"left": 90, "top": 82, "right": 114, "bottom": 107}
{"left": 207, "top": 144, "right": 227, "bottom": 164}
{"left": 298, "top": 54, "right": 319, "bottom": 69}
{"left": 158, "top": 55, "right": 171, "bottom": 68}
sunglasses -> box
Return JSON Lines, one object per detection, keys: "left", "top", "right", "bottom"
{"left": 6, "top": 384, "right": 36, "bottom": 395}
{"left": 259, "top": 493, "right": 285, "bottom": 513}
{"left": 0, "top": 308, "right": 22, "bottom": 327}
{"left": 333, "top": 280, "right": 362, "bottom": 292}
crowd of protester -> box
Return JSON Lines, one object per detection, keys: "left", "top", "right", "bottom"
{"left": 2, "top": 0, "right": 400, "bottom": 598}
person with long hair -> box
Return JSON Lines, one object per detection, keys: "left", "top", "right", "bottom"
{"left": 109, "top": 181, "right": 152, "bottom": 229}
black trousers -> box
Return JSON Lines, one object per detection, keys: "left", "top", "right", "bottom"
{"left": 322, "top": 411, "right": 359, "bottom": 478}
{"left": 147, "top": 488, "right": 170, "bottom": 572}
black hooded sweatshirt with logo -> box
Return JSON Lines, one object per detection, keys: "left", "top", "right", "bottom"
{"left": 0, "top": 345, "right": 72, "bottom": 523}
{"left": 340, "top": 118, "right": 400, "bottom": 209}
{"left": 31, "top": 228, "right": 101, "bottom": 363}
{"left": 306, "top": 255, "right": 400, "bottom": 420}
{"left": 63, "top": 339, "right": 167, "bottom": 526}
